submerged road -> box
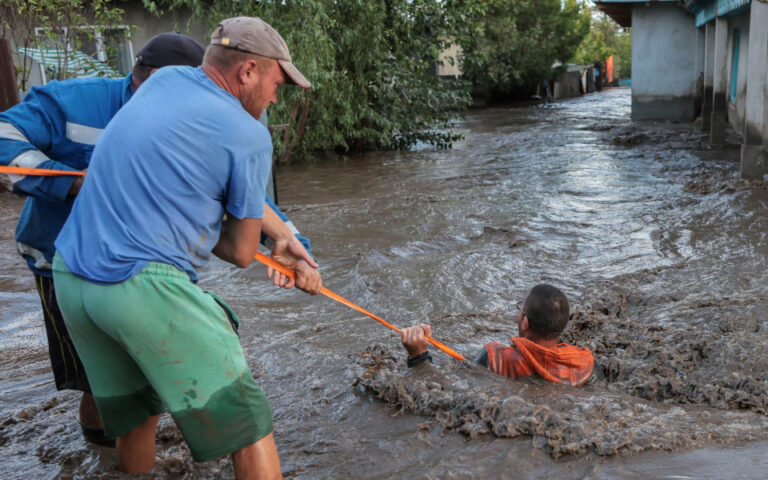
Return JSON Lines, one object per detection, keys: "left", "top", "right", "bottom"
{"left": 1, "top": 88, "right": 768, "bottom": 478}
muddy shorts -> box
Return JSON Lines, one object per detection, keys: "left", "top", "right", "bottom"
{"left": 33, "top": 274, "right": 91, "bottom": 393}
{"left": 52, "top": 253, "right": 273, "bottom": 462}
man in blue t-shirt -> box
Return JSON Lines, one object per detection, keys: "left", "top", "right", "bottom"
{"left": 53, "top": 17, "right": 317, "bottom": 477}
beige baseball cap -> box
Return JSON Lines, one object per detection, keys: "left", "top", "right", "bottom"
{"left": 210, "top": 16, "right": 311, "bottom": 89}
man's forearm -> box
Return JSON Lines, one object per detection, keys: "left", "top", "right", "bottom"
{"left": 213, "top": 215, "right": 263, "bottom": 268}
{"left": 1, "top": 154, "right": 80, "bottom": 201}
{"left": 261, "top": 202, "right": 296, "bottom": 243}
{"left": 1, "top": 110, "right": 79, "bottom": 201}
{"left": 407, "top": 351, "right": 433, "bottom": 368}
{"left": 407, "top": 347, "right": 485, "bottom": 369}
{"left": 67, "top": 175, "right": 84, "bottom": 197}
{"left": 262, "top": 197, "right": 312, "bottom": 254}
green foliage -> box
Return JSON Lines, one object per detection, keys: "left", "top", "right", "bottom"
{"left": 149, "top": 0, "right": 471, "bottom": 161}
{"left": 612, "top": 29, "right": 632, "bottom": 79}
{"left": 459, "top": 0, "right": 590, "bottom": 99}
{"left": 572, "top": 30, "right": 612, "bottom": 65}
{"left": 1, "top": 0, "right": 126, "bottom": 90}
{"left": 572, "top": 10, "right": 632, "bottom": 79}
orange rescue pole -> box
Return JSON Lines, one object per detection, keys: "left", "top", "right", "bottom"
{"left": 253, "top": 252, "right": 467, "bottom": 361}
{"left": 0, "top": 166, "right": 85, "bottom": 176}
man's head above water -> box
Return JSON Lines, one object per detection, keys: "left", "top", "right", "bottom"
{"left": 401, "top": 284, "right": 572, "bottom": 358}
{"left": 516, "top": 284, "right": 570, "bottom": 345}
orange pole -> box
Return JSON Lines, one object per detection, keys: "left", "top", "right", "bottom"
{"left": 606, "top": 55, "right": 614, "bottom": 83}
{"left": 0, "top": 166, "right": 84, "bottom": 176}
{"left": 254, "top": 252, "right": 467, "bottom": 361}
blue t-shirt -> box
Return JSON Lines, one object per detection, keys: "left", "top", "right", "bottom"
{"left": 55, "top": 66, "right": 270, "bottom": 283}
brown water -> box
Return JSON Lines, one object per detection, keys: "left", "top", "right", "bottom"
{"left": 2, "top": 88, "right": 768, "bottom": 478}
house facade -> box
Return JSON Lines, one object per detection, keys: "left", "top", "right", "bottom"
{"left": 595, "top": 0, "right": 768, "bottom": 179}
{"left": 5, "top": 3, "right": 207, "bottom": 94}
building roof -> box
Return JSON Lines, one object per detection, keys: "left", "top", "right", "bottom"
{"left": 593, "top": 0, "right": 681, "bottom": 28}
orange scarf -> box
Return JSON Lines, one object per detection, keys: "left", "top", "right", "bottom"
{"left": 485, "top": 337, "right": 595, "bottom": 386}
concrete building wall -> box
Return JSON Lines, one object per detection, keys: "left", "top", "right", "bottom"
{"left": 725, "top": 14, "right": 749, "bottom": 134}
{"left": 631, "top": 3, "right": 699, "bottom": 120}
{"left": 739, "top": 0, "right": 768, "bottom": 179}
{"left": 694, "top": 26, "right": 705, "bottom": 119}
{"left": 121, "top": 5, "right": 208, "bottom": 54}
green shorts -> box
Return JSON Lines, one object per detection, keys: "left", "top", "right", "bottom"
{"left": 52, "top": 253, "right": 273, "bottom": 462}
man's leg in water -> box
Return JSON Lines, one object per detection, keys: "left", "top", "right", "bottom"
{"left": 79, "top": 392, "right": 102, "bottom": 428}
{"left": 232, "top": 433, "right": 283, "bottom": 480}
{"left": 116, "top": 420, "right": 283, "bottom": 478}
{"left": 34, "top": 274, "right": 108, "bottom": 438}
{"left": 116, "top": 414, "right": 161, "bottom": 473}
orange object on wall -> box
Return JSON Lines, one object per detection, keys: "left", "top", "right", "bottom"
{"left": 606, "top": 55, "right": 614, "bottom": 83}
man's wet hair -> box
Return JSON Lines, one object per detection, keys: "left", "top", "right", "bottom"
{"left": 522, "top": 284, "right": 570, "bottom": 340}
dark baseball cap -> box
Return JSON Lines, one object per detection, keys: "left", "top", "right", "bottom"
{"left": 135, "top": 32, "right": 205, "bottom": 68}
{"left": 210, "top": 17, "right": 311, "bottom": 89}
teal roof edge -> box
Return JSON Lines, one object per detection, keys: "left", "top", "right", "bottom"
{"left": 687, "top": 0, "right": 751, "bottom": 26}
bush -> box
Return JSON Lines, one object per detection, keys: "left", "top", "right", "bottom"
{"left": 149, "top": 0, "right": 471, "bottom": 162}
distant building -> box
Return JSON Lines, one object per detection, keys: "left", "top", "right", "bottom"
{"left": 3, "top": 2, "right": 207, "bottom": 95}
{"left": 436, "top": 40, "right": 462, "bottom": 79}
{"left": 552, "top": 64, "right": 595, "bottom": 100}
{"left": 427, "top": 39, "right": 462, "bottom": 80}
{"left": 594, "top": 0, "right": 767, "bottom": 179}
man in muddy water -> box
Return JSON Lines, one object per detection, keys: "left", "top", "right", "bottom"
{"left": 401, "top": 284, "right": 601, "bottom": 386}
{"left": 52, "top": 17, "right": 316, "bottom": 478}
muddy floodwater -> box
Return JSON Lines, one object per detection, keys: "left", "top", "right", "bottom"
{"left": 2, "top": 88, "right": 768, "bottom": 478}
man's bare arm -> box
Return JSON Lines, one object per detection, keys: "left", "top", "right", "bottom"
{"left": 213, "top": 215, "right": 263, "bottom": 268}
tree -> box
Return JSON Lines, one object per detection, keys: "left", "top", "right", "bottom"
{"left": 572, "top": 10, "right": 632, "bottom": 79}
{"left": 459, "top": 0, "right": 590, "bottom": 100}
{"left": 612, "top": 29, "right": 632, "bottom": 79}
{"left": 0, "top": 0, "right": 125, "bottom": 92}
{"left": 571, "top": 29, "right": 612, "bottom": 66}
{"left": 148, "top": 0, "right": 472, "bottom": 161}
